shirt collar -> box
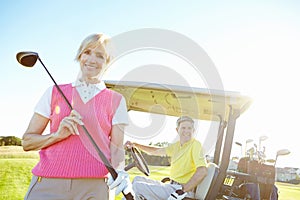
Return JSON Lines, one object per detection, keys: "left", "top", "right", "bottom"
{"left": 179, "top": 138, "right": 195, "bottom": 147}
{"left": 72, "top": 80, "right": 107, "bottom": 91}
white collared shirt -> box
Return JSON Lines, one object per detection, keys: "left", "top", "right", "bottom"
{"left": 34, "top": 81, "right": 128, "bottom": 125}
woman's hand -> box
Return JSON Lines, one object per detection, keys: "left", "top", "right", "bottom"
{"left": 54, "top": 110, "right": 84, "bottom": 140}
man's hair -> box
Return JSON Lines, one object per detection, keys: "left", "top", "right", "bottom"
{"left": 176, "top": 116, "right": 194, "bottom": 127}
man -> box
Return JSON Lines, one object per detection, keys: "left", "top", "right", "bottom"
{"left": 125, "top": 116, "right": 208, "bottom": 200}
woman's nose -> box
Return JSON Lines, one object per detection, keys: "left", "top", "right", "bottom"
{"left": 87, "top": 54, "right": 97, "bottom": 63}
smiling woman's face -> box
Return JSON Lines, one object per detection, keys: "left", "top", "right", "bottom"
{"left": 79, "top": 45, "right": 107, "bottom": 81}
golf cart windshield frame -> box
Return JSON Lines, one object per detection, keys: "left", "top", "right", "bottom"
{"left": 105, "top": 80, "right": 252, "bottom": 200}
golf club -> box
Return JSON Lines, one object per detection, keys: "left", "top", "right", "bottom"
{"left": 16, "top": 51, "right": 134, "bottom": 200}
{"left": 274, "top": 149, "right": 291, "bottom": 166}
{"left": 258, "top": 135, "right": 268, "bottom": 151}
{"left": 244, "top": 138, "right": 253, "bottom": 157}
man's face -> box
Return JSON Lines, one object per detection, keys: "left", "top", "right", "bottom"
{"left": 176, "top": 121, "right": 195, "bottom": 144}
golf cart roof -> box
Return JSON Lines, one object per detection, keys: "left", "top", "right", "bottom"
{"left": 105, "top": 80, "right": 252, "bottom": 122}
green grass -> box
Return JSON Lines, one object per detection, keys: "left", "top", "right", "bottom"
{"left": 275, "top": 182, "right": 300, "bottom": 200}
{"left": 0, "top": 146, "right": 39, "bottom": 200}
{"left": 0, "top": 159, "right": 38, "bottom": 200}
{"left": 1, "top": 146, "right": 300, "bottom": 200}
{"left": 0, "top": 146, "right": 39, "bottom": 159}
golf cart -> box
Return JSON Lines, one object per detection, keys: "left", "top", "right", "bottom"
{"left": 104, "top": 80, "right": 261, "bottom": 200}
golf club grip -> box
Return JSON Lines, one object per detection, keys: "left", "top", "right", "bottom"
{"left": 124, "top": 193, "right": 135, "bottom": 200}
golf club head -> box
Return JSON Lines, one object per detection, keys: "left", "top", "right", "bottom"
{"left": 246, "top": 139, "right": 253, "bottom": 143}
{"left": 259, "top": 135, "right": 268, "bottom": 141}
{"left": 16, "top": 51, "right": 39, "bottom": 67}
{"left": 277, "top": 149, "right": 290, "bottom": 156}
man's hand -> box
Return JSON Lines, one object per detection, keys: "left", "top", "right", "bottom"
{"left": 124, "top": 141, "right": 135, "bottom": 149}
{"left": 167, "top": 189, "right": 187, "bottom": 200}
{"left": 107, "top": 170, "right": 134, "bottom": 195}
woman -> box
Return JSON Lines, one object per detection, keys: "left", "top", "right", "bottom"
{"left": 23, "top": 33, "right": 130, "bottom": 200}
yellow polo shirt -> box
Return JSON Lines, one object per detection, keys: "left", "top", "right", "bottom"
{"left": 166, "top": 139, "right": 206, "bottom": 183}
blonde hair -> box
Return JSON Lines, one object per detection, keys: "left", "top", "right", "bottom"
{"left": 75, "top": 33, "right": 112, "bottom": 64}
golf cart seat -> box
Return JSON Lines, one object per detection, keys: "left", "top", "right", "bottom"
{"left": 162, "top": 163, "right": 219, "bottom": 200}
{"left": 192, "top": 163, "right": 219, "bottom": 200}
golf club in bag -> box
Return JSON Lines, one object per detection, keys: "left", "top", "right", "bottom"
{"left": 16, "top": 51, "right": 134, "bottom": 200}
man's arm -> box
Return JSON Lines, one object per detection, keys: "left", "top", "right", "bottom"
{"left": 125, "top": 141, "right": 167, "bottom": 156}
{"left": 181, "top": 166, "right": 208, "bottom": 192}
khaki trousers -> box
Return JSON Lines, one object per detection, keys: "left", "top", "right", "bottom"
{"left": 132, "top": 176, "right": 195, "bottom": 200}
{"left": 24, "top": 176, "right": 114, "bottom": 200}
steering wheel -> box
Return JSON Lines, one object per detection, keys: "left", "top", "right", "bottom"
{"left": 124, "top": 146, "right": 150, "bottom": 176}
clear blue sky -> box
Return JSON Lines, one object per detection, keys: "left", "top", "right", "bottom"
{"left": 1, "top": 1, "right": 300, "bottom": 168}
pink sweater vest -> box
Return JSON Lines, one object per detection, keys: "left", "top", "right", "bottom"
{"left": 32, "top": 84, "right": 122, "bottom": 178}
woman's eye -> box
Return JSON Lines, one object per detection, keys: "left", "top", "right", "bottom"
{"left": 96, "top": 53, "right": 104, "bottom": 59}
{"left": 84, "top": 50, "right": 91, "bottom": 55}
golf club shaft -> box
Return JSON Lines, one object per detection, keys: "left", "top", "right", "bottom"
{"left": 37, "top": 58, "right": 134, "bottom": 200}
{"left": 38, "top": 58, "right": 73, "bottom": 110}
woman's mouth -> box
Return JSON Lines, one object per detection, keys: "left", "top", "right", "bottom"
{"left": 84, "top": 64, "right": 98, "bottom": 70}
